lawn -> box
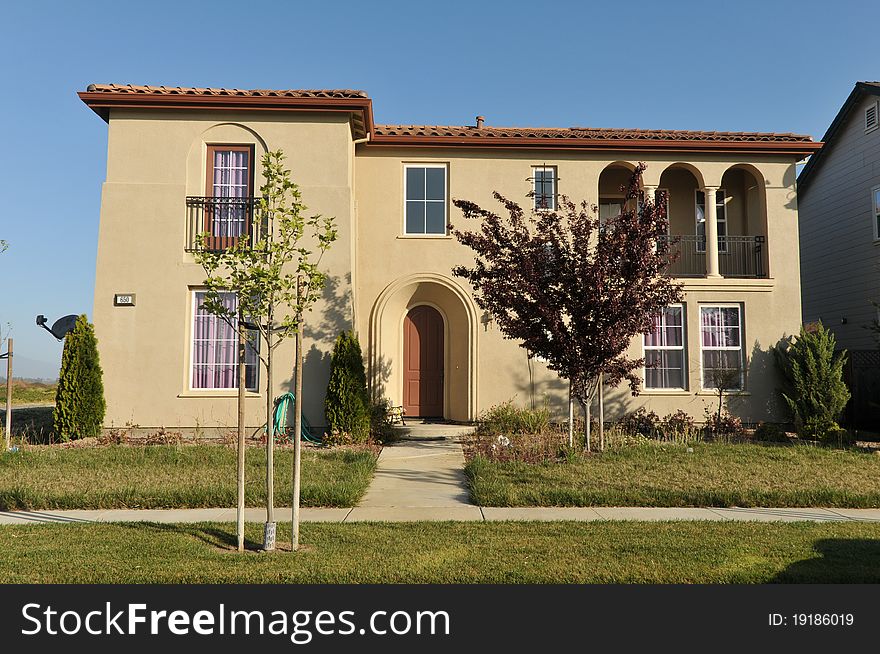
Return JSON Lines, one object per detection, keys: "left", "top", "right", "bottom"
{"left": 1, "top": 520, "right": 878, "bottom": 583}
{"left": 0, "top": 445, "right": 376, "bottom": 509}
{"left": 0, "top": 380, "right": 56, "bottom": 405}
{"left": 466, "top": 442, "right": 880, "bottom": 507}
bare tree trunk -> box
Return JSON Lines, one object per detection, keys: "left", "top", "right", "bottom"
{"left": 585, "top": 399, "right": 591, "bottom": 453}
{"left": 598, "top": 372, "right": 605, "bottom": 452}
{"left": 236, "top": 323, "right": 246, "bottom": 552}
{"left": 567, "top": 379, "right": 574, "bottom": 448}
{"left": 291, "top": 275, "right": 304, "bottom": 552}
{"left": 263, "top": 317, "right": 276, "bottom": 551}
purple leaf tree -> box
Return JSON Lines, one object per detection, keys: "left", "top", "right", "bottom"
{"left": 450, "top": 164, "right": 683, "bottom": 449}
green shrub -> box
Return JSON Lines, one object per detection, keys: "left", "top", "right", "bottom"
{"left": 324, "top": 331, "right": 370, "bottom": 443}
{"left": 774, "top": 323, "right": 850, "bottom": 441}
{"left": 477, "top": 400, "right": 550, "bottom": 436}
{"left": 754, "top": 422, "right": 789, "bottom": 443}
{"left": 53, "top": 315, "right": 105, "bottom": 441}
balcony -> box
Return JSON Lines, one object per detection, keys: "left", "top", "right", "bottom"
{"left": 185, "top": 196, "right": 262, "bottom": 251}
{"left": 662, "top": 235, "right": 766, "bottom": 279}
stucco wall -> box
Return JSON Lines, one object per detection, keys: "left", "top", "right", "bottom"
{"left": 93, "top": 108, "right": 804, "bottom": 432}
{"left": 94, "top": 109, "right": 356, "bottom": 432}
{"left": 355, "top": 147, "right": 801, "bottom": 424}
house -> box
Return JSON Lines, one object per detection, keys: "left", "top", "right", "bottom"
{"left": 79, "top": 84, "right": 821, "bottom": 435}
{"left": 797, "top": 81, "right": 880, "bottom": 429}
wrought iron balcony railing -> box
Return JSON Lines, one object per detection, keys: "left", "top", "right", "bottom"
{"left": 185, "top": 196, "right": 263, "bottom": 251}
{"left": 661, "top": 235, "right": 766, "bottom": 278}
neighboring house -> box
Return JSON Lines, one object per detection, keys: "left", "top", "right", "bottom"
{"left": 797, "top": 81, "right": 880, "bottom": 429}
{"left": 79, "top": 84, "right": 820, "bottom": 434}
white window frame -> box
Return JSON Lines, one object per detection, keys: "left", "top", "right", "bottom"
{"left": 403, "top": 163, "right": 448, "bottom": 236}
{"left": 872, "top": 184, "right": 880, "bottom": 242}
{"left": 699, "top": 303, "right": 744, "bottom": 392}
{"left": 643, "top": 304, "right": 687, "bottom": 391}
{"left": 189, "top": 290, "right": 259, "bottom": 392}
{"left": 866, "top": 100, "right": 879, "bottom": 134}
{"left": 695, "top": 189, "right": 728, "bottom": 253}
{"left": 532, "top": 165, "right": 557, "bottom": 211}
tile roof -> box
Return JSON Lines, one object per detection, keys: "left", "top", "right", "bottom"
{"left": 374, "top": 124, "right": 815, "bottom": 143}
{"left": 85, "top": 84, "right": 368, "bottom": 99}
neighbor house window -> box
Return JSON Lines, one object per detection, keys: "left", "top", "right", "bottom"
{"left": 872, "top": 185, "right": 880, "bottom": 241}
{"left": 404, "top": 164, "right": 447, "bottom": 234}
{"left": 700, "top": 305, "right": 743, "bottom": 390}
{"left": 205, "top": 145, "right": 254, "bottom": 245}
{"left": 644, "top": 305, "right": 686, "bottom": 389}
{"left": 695, "top": 189, "right": 727, "bottom": 252}
{"left": 532, "top": 166, "right": 556, "bottom": 210}
{"left": 191, "top": 291, "right": 259, "bottom": 391}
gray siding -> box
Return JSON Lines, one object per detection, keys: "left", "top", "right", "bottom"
{"left": 799, "top": 94, "right": 880, "bottom": 350}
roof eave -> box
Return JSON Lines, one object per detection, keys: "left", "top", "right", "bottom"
{"left": 367, "top": 134, "right": 822, "bottom": 156}
{"left": 77, "top": 91, "right": 374, "bottom": 139}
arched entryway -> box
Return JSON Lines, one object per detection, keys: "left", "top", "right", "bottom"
{"left": 403, "top": 305, "right": 445, "bottom": 417}
{"left": 370, "top": 273, "right": 479, "bottom": 422}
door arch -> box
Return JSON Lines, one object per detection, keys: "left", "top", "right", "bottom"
{"left": 403, "top": 305, "right": 444, "bottom": 417}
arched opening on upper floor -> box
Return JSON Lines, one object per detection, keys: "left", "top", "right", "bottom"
{"left": 598, "top": 161, "right": 638, "bottom": 223}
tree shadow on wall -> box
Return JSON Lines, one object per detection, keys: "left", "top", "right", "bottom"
{"left": 726, "top": 338, "right": 788, "bottom": 424}
{"left": 304, "top": 273, "right": 352, "bottom": 345}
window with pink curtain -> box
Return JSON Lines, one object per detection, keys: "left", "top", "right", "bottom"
{"left": 700, "top": 305, "right": 743, "bottom": 389}
{"left": 210, "top": 148, "right": 250, "bottom": 238}
{"left": 644, "top": 305, "right": 685, "bottom": 389}
{"left": 191, "top": 291, "right": 259, "bottom": 390}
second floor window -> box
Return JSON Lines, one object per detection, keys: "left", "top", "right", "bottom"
{"left": 532, "top": 166, "right": 556, "bottom": 210}
{"left": 206, "top": 145, "right": 254, "bottom": 243}
{"left": 405, "top": 164, "right": 447, "bottom": 235}
{"left": 695, "top": 189, "right": 727, "bottom": 252}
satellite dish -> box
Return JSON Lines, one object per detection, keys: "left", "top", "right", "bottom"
{"left": 51, "top": 315, "right": 79, "bottom": 339}
{"left": 36, "top": 314, "right": 79, "bottom": 340}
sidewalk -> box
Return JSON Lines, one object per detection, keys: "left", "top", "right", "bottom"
{"left": 2, "top": 506, "right": 880, "bottom": 524}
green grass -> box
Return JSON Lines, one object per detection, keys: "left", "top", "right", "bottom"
{"left": 0, "top": 445, "right": 376, "bottom": 509}
{"left": 1, "top": 520, "right": 879, "bottom": 583}
{"left": 0, "top": 380, "right": 56, "bottom": 405}
{"left": 466, "top": 442, "right": 880, "bottom": 507}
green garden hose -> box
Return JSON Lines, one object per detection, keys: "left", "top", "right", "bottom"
{"left": 273, "top": 392, "right": 322, "bottom": 444}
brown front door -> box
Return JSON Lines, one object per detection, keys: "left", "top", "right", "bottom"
{"left": 403, "top": 305, "right": 444, "bottom": 418}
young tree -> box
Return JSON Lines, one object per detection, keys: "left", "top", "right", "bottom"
{"left": 195, "top": 150, "right": 337, "bottom": 551}
{"left": 54, "top": 315, "right": 106, "bottom": 441}
{"left": 324, "top": 331, "right": 370, "bottom": 442}
{"left": 451, "top": 164, "right": 682, "bottom": 449}
{"left": 774, "top": 322, "right": 850, "bottom": 441}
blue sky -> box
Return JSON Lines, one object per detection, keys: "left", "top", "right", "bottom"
{"left": 0, "top": 0, "right": 877, "bottom": 379}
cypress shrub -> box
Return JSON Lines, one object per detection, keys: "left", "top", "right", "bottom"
{"left": 53, "top": 315, "right": 106, "bottom": 441}
{"left": 773, "top": 323, "right": 850, "bottom": 442}
{"left": 324, "top": 331, "right": 370, "bottom": 442}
